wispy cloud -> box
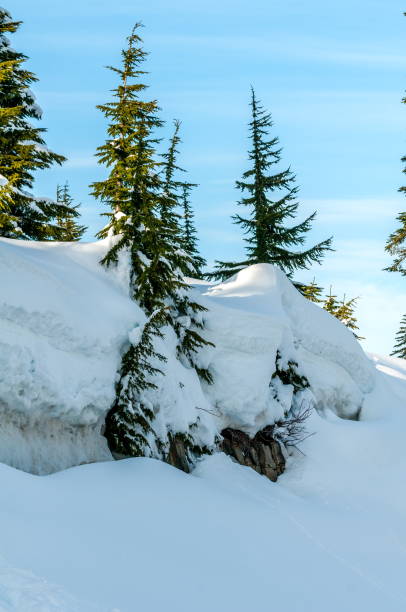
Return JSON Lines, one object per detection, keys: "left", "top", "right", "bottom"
{"left": 64, "top": 155, "right": 99, "bottom": 169}
{"left": 302, "top": 198, "right": 404, "bottom": 223}
{"left": 150, "top": 34, "right": 405, "bottom": 68}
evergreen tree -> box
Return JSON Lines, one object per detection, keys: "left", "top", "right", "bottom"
{"left": 159, "top": 119, "right": 183, "bottom": 226}
{"left": 301, "top": 278, "right": 323, "bottom": 304}
{"left": 56, "top": 183, "right": 87, "bottom": 241}
{"left": 209, "top": 88, "right": 332, "bottom": 280}
{"left": 159, "top": 123, "right": 213, "bottom": 381}
{"left": 391, "top": 314, "right": 406, "bottom": 359}
{"left": 323, "top": 286, "right": 340, "bottom": 317}
{"left": 335, "top": 294, "right": 363, "bottom": 340}
{"left": 323, "top": 287, "right": 363, "bottom": 340}
{"left": 181, "top": 182, "right": 206, "bottom": 278}
{"left": 92, "top": 25, "right": 213, "bottom": 460}
{"left": 159, "top": 119, "right": 206, "bottom": 277}
{"left": 385, "top": 211, "right": 406, "bottom": 276}
{"left": 0, "top": 9, "right": 72, "bottom": 240}
{"left": 105, "top": 309, "right": 167, "bottom": 457}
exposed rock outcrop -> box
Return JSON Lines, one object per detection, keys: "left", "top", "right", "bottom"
{"left": 220, "top": 427, "right": 285, "bottom": 481}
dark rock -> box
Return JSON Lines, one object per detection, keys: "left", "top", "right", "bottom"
{"left": 220, "top": 427, "right": 285, "bottom": 481}
{"left": 167, "top": 436, "right": 190, "bottom": 473}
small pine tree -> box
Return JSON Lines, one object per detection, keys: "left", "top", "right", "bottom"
{"left": 322, "top": 286, "right": 339, "bottom": 316}
{"left": 335, "top": 294, "right": 363, "bottom": 340}
{"left": 323, "top": 287, "right": 363, "bottom": 340}
{"left": 92, "top": 25, "right": 213, "bottom": 460}
{"left": 391, "top": 314, "right": 406, "bottom": 359}
{"left": 181, "top": 182, "right": 207, "bottom": 278}
{"left": 0, "top": 9, "right": 71, "bottom": 240}
{"left": 301, "top": 278, "right": 323, "bottom": 303}
{"left": 56, "top": 183, "right": 87, "bottom": 241}
{"left": 209, "top": 88, "right": 332, "bottom": 280}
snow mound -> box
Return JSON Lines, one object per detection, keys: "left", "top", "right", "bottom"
{"left": 0, "top": 240, "right": 384, "bottom": 474}
{"left": 201, "top": 264, "right": 375, "bottom": 426}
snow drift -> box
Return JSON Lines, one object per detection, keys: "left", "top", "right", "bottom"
{"left": 0, "top": 236, "right": 382, "bottom": 474}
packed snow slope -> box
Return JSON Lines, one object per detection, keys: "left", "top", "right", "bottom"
{"left": 1, "top": 237, "right": 379, "bottom": 473}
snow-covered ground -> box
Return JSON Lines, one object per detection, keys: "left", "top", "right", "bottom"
{"left": 0, "top": 355, "right": 405, "bottom": 612}
{"left": 1, "top": 237, "right": 405, "bottom": 610}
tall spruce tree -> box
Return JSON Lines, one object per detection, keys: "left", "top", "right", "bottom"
{"left": 91, "top": 25, "right": 213, "bottom": 460}
{"left": 0, "top": 9, "right": 74, "bottom": 239}
{"left": 181, "top": 182, "right": 206, "bottom": 278}
{"left": 159, "top": 119, "right": 206, "bottom": 277}
{"left": 56, "top": 183, "right": 87, "bottom": 241}
{"left": 210, "top": 88, "right": 332, "bottom": 280}
{"left": 391, "top": 314, "right": 406, "bottom": 359}
{"left": 385, "top": 74, "right": 406, "bottom": 358}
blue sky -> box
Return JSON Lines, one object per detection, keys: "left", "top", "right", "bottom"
{"left": 11, "top": 0, "right": 406, "bottom": 355}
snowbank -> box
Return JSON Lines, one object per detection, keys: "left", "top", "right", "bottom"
{"left": 0, "top": 238, "right": 387, "bottom": 474}
{"left": 200, "top": 264, "right": 376, "bottom": 427}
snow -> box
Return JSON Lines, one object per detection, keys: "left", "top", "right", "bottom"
{"left": 0, "top": 240, "right": 389, "bottom": 473}
{"left": 200, "top": 264, "right": 375, "bottom": 427}
{"left": 1, "top": 238, "right": 406, "bottom": 610}
{"left": 0, "top": 356, "right": 405, "bottom": 612}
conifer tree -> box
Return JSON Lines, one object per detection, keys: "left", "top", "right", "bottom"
{"left": 159, "top": 122, "right": 213, "bottom": 381}
{"left": 335, "top": 294, "right": 363, "bottom": 340}
{"left": 209, "top": 88, "right": 332, "bottom": 280}
{"left": 391, "top": 314, "right": 406, "bottom": 359}
{"left": 301, "top": 278, "right": 323, "bottom": 304}
{"left": 0, "top": 9, "right": 73, "bottom": 240}
{"left": 323, "top": 287, "right": 363, "bottom": 340}
{"left": 56, "top": 183, "right": 87, "bottom": 241}
{"left": 181, "top": 182, "right": 206, "bottom": 278}
{"left": 105, "top": 309, "right": 167, "bottom": 457}
{"left": 92, "top": 25, "right": 213, "bottom": 460}
{"left": 385, "top": 211, "right": 406, "bottom": 276}
{"left": 323, "top": 286, "right": 340, "bottom": 317}
{"left": 159, "top": 120, "right": 206, "bottom": 277}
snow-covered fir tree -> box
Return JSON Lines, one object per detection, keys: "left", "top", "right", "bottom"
{"left": 391, "top": 314, "right": 406, "bottom": 359}
{"left": 209, "top": 88, "right": 332, "bottom": 280}
{"left": 0, "top": 9, "right": 75, "bottom": 240}
{"left": 56, "top": 183, "right": 87, "bottom": 241}
{"left": 104, "top": 309, "right": 167, "bottom": 457}
{"left": 91, "top": 25, "right": 213, "bottom": 461}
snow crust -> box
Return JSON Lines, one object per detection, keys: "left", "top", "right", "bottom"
{"left": 0, "top": 239, "right": 385, "bottom": 473}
